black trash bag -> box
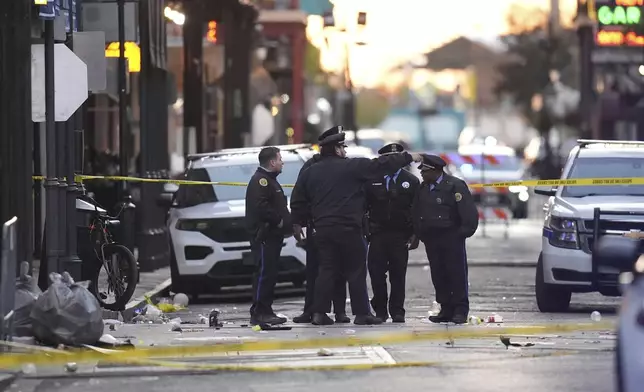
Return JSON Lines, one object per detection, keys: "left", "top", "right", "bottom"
{"left": 14, "top": 262, "right": 42, "bottom": 337}
{"left": 30, "top": 272, "right": 104, "bottom": 346}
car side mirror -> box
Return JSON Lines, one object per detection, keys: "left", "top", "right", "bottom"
{"left": 156, "top": 193, "right": 174, "bottom": 209}
{"left": 534, "top": 186, "right": 556, "bottom": 197}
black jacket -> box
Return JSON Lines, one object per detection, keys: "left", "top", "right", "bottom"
{"left": 245, "top": 168, "right": 292, "bottom": 238}
{"left": 365, "top": 168, "right": 420, "bottom": 236}
{"left": 412, "top": 173, "right": 479, "bottom": 238}
{"left": 291, "top": 152, "right": 413, "bottom": 229}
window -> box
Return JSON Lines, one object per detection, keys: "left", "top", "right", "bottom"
{"left": 561, "top": 156, "right": 644, "bottom": 197}
{"left": 204, "top": 160, "right": 304, "bottom": 202}
{"left": 174, "top": 168, "right": 217, "bottom": 207}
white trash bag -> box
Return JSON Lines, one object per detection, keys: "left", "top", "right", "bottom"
{"left": 30, "top": 272, "right": 104, "bottom": 346}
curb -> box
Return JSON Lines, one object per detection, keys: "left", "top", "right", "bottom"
{"left": 408, "top": 260, "right": 536, "bottom": 268}
{"left": 102, "top": 278, "right": 172, "bottom": 322}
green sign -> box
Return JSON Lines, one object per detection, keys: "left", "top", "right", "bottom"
{"left": 597, "top": 5, "right": 641, "bottom": 25}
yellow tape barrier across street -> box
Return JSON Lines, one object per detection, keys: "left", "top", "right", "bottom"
{"left": 0, "top": 321, "right": 614, "bottom": 369}
{"left": 30, "top": 175, "right": 644, "bottom": 189}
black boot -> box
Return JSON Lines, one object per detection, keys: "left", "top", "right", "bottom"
{"left": 293, "top": 312, "right": 312, "bottom": 323}
{"left": 335, "top": 313, "right": 351, "bottom": 323}
{"left": 251, "top": 314, "right": 287, "bottom": 326}
{"left": 428, "top": 309, "right": 452, "bottom": 323}
{"left": 391, "top": 314, "right": 405, "bottom": 323}
{"left": 451, "top": 312, "right": 468, "bottom": 325}
{"left": 354, "top": 314, "right": 383, "bottom": 325}
{"left": 375, "top": 312, "right": 389, "bottom": 322}
{"left": 312, "top": 313, "right": 334, "bottom": 326}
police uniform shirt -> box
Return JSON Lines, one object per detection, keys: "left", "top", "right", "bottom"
{"left": 412, "top": 173, "right": 479, "bottom": 238}
{"left": 291, "top": 153, "right": 413, "bottom": 229}
{"left": 245, "top": 167, "right": 292, "bottom": 236}
{"left": 365, "top": 168, "right": 419, "bottom": 234}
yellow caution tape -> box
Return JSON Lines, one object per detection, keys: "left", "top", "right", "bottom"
{"left": 29, "top": 175, "right": 644, "bottom": 189}
{"left": 0, "top": 322, "right": 613, "bottom": 368}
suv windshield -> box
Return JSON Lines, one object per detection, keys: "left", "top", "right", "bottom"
{"left": 206, "top": 162, "right": 302, "bottom": 201}
{"left": 174, "top": 158, "right": 304, "bottom": 207}
{"left": 562, "top": 156, "right": 644, "bottom": 197}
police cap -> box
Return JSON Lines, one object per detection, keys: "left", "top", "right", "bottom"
{"left": 419, "top": 154, "right": 446, "bottom": 170}
{"left": 377, "top": 142, "right": 405, "bottom": 155}
{"left": 318, "top": 125, "right": 346, "bottom": 146}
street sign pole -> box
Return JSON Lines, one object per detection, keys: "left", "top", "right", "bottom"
{"left": 116, "top": 0, "right": 136, "bottom": 253}
{"left": 61, "top": 3, "right": 83, "bottom": 282}
{"left": 44, "top": 19, "right": 61, "bottom": 283}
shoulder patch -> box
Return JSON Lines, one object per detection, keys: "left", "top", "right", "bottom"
{"left": 402, "top": 181, "right": 410, "bottom": 189}
{"left": 259, "top": 178, "right": 268, "bottom": 187}
{"left": 455, "top": 192, "right": 462, "bottom": 202}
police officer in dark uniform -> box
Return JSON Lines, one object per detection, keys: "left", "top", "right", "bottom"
{"left": 291, "top": 126, "right": 423, "bottom": 325}
{"left": 292, "top": 142, "right": 349, "bottom": 324}
{"left": 412, "top": 154, "right": 479, "bottom": 324}
{"left": 245, "top": 147, "right": 292, "bottom": 326}
{"left": 365, "top": 143, "right": 420, "bottom": 323}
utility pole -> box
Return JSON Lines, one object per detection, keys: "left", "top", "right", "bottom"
{"left": 576, "top": 0, "right": 596, "bottom": 139}
{"left": 0, "top": 0, "right": 34, "bottom": 269}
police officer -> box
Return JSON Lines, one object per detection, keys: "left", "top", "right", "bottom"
{"left": 412, "top": 154, "right": 479, "bottom": 324}
{"left": 245, "top": 146, "right": 292, "bottom": 326}
{"left": 291, "top": 126, "right": 423, "bottom": 325}
{"left": 365, "top": 143, "right": 420, "bottom": 323}
{"left": 292, "top": 145, "right": 349, "bottom": 324}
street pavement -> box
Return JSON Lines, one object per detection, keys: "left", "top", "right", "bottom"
{"left": 8, "top": 220, "right": 623, "bottom": 392}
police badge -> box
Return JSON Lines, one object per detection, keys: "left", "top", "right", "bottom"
{"left": 455, "top": 193, "right": 462, "bottom": 202}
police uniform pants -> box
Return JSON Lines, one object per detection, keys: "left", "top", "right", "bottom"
{"left": 367, "top": 231, "right": 409, "bottom": 317}
{"left": 250, "top": 234, "right": 283, "bottom": 317}
{"left": 303, "top": 227, "right": 347, "bottom": 315}
{"left": 312, "top": 226, "right": 370, "bottom": 316}
{"left": 422, "top": 231, "right": 469, "bottom": 316}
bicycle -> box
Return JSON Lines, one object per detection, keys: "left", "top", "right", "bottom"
{"left": 83, "top": 194, "right": 139, "bottom": 311}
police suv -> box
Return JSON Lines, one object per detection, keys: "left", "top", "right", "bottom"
{"left": 162, "top": 145, "right": 314, "bottom": 297}
{"left": 535, "top": 139, "right": 644, "bottom": 312}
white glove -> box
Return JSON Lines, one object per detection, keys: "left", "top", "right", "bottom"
{"left": 410, "top": 153, "right": 423, "bottom": 162}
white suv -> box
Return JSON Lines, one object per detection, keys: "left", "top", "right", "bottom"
{"left": 535, "top": 139, "right": 644, "bottom": 312}
{"left": 163, "top": 145, "right": 314, "bottom": 298}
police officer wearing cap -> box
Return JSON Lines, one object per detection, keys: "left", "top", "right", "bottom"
{"left": 412, "top": 154, "right": 479, "bottom": 324}
{"left": 245, "top": 146, "right": 292, "bottom": 326}
{"left": 364, "top": 143, "right": 420, "bottom": 323}
{"left": 291, "top": 126, "right": 424, "bottom": 325}
{"left": 292, "top": 134, "right": 349, "bottom": 324}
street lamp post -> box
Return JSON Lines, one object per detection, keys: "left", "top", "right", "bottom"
{"left": 323, "top": 11, "right": 367, "bottom": 143}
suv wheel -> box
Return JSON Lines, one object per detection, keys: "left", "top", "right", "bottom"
{"left": 536, "top": 254, "right": 572, "bottom": 312}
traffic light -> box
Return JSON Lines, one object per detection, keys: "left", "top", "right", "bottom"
{"left": 206, "top": 21, "right": 217, "bottom": 43}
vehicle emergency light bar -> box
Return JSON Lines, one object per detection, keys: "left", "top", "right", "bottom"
{"left": 187, "top": 144, "right": 314, "bottom": 161}
{"left": 577, "top": 139, "right": 644, "bottom": 148}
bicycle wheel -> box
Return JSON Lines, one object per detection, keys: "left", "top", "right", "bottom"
{"left": 90, "top": 243, "right": 139, "bottom": 311}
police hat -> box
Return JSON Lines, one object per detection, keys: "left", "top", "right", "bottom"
{"left": 318, "top": 125, "right": 347, "bottom": 146}
{"left": 377, "top": 142, "right": 405, "bottom": 155}
{"left": 419, "top": 154, "right": 446, "bottom": 170}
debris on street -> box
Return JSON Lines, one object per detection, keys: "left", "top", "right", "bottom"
{"left": 591, "top": 311, "right": 602, "bottom": 322}
{"left": 317, "top": 348, "right": 334, "bottom": 357}
{"left": 499, "top": 336, "right": 535, "bottom": 349}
